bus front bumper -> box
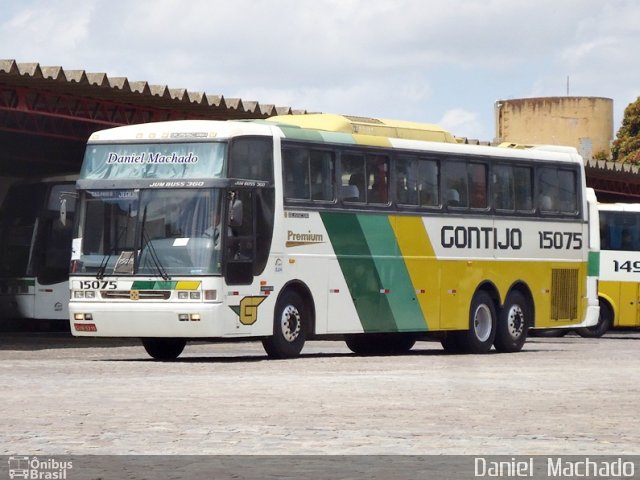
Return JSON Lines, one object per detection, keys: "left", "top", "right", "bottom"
{"left": 69, "top": 301, "right": 237, "bottom": 338}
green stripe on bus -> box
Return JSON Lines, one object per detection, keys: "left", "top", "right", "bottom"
{"left": 588, "top": 251, "right": 600, "bottom": 277}
{"left": 320, "top": 212, "right": 397, "bottom": 332}
{"left": 319, "top": 131, "right": 357, "bottom": 144}
{"left": 357, "top": 215, "right": 428, "bottom": 331}
{"left": 131, "top": 281, "right": 176, "bottom": 290}
{"left": 279, "top": 126, "right": 326, "bottom": 142}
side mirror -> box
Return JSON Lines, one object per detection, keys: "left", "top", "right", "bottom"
{"left": 59, "top": 197, "right": 68, "bottom": 226}
{"left": 229, "top": 197, "right": 243, "bottom": 227}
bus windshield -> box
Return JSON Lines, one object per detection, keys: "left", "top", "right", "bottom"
{"left": 0, "top": 183, "right": 46, "bottom": 277}
{"left": 0, "top": 182, "right": 75, "bottom": 282}
{"left": 73, "top": 188, "right": 223, "bottom": 276}
{"left": 80, "top": 142, "right": 226, "bottom": 180}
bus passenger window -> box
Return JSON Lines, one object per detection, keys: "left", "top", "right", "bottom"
{"left": 282, "top": 148, "right": 310, "bottom": 200}
{"left": 367, "top": 154, "right": 389, "bottom": 204}
{"left": 396, "top": 157, "right": 414, "bottom": 205}
{"left": 557, "top": 169, "right": 577, "bottom": 213}
{"left": 309, "top": 150, "right": 334, "bottom": 201}
{"left": 538, "top": 167, "right": 577, "bottom": 215}
{"left": 341, "top": 154, "right": 365, "bottom": 202}
{"left": 442, "top": 161, "right": 468, "bottom": 208}
{"left": 493, "top": 165, "right": 514, "bottom": 211}
{"left": 514, "top": 166, "right": 533, "bottom": 212}
{"left": 538, "top": 167, "right": 557, "bottom": 213}
{"left": 469, "top": 163, "right": 487, "bottom": 209}
{"left": 418, "top": 159, "right": 438, "bottom": 207}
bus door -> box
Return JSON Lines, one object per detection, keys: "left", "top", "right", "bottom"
{"left": 223, "top": 189, "right": 260, "bottom": 334}
{"left": 617, "top": 281, "right": 640, "bottom": 327}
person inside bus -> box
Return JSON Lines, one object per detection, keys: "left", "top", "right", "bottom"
{"left": 368, "top": 156, "right": 389, "bottom": 203}
{"left": 204, "top": 211, "right": 229, "bottom": 248}
{"left": 621, "top": 229, "right": 634, "bottom": 251}
{"left": 445, "top": 188, "right": 460, "bottom": 207}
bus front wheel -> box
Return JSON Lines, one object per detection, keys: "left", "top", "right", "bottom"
{"left": 142, "top": 338, "right": 186, "bottom": 360}
{"left": 262, "top": 290, "right": 307, "bottom": 359}
{"left": 494, "top": 290, "right": 529, "bottom": 352}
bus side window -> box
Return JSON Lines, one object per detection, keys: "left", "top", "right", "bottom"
{"left": 493, "top": 164, "right": 514, "bottom": 211}
{"left": 367, "top": 154, "right": 389, "bottom": 204}
{"left": 537, "top": 167, "right": 578, "bottom": 215}
{"left": 396, "top": 156, "right": 416, "bottom": 205}
{"left": 469, "top": 163, "right": 487, "bottom": 209}
{"left": 538, "top": 167, "right": 556, "bottom": 213}
{"left": 229, "top": 137, "right": 274, "bottom": 182}
{"left": 557, "top": 169, "right": 577, "bottom": 214}
{"left": 418, "top": 159, "right": 438, "bottom": 207}
{"left": 442, "top": 161, "right": 468, "bottom": 208}
{"left": 309, "top": 150, "right": 334, "bottom": 201}
{"left": 514, "top": 166, "right": 533, "bottom": 212}
{"left": 598, "top": 211, "right": 610, "bottom": 250}
{"left": 341, "top": 153, "right": 365, "bottom": 203}
{"left": 282, "top": 148, "right": 310, "bottom": 200}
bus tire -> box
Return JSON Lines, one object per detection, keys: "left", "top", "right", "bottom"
{"left": 576, "top": 301, "right": 611, "bottom": 338}
{"left": 142, "top": 338, "right": 186, "bottom": 360}
{"left": 345, "top": 333, "right": 416, "bottom": 355}
{"left": 458, "top": 290, "right": 496, "bottom": 354}
{"left": 262, "top": 290, "right": 306, "bottom": 359}
{"left": 494, "top": 290, "right": 529, "bottom": 352}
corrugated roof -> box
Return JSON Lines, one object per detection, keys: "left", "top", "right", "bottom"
{"left": 0, "top": 59, "right": 306, "bottom": 119}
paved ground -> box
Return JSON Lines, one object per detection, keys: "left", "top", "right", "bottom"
{"left": 1, "top": 330, "right": 639, "bottom": 456}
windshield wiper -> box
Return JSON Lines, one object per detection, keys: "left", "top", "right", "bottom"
{"left": 137, "top": 205, "right": 170, "bottom": 280}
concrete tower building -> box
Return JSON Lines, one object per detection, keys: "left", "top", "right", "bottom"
{"left": 495, "top": 96, "right": 614, "bottom": 161}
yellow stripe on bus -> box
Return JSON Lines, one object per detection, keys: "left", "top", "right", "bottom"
{"left": 175, "top": 281, "right": 201, "bottom": 290}
{"left": 390, "top": 215, "right": 439, "bottom": 329}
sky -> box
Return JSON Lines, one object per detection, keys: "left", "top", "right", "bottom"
{"left": 1, "top": 0, "right": 639, "bottom": 141}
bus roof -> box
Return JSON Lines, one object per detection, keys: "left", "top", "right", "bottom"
{"left": 267, "top": 113, "right": 457, "bottom": 143}
{"left": 87, "top": 119, "right": 274, "bottom": 143}
{"left": 498, "top": 142, "right": 580, "bottom": 155}
{"left": 85, "top": 118, "right": 584, "bottom": 165}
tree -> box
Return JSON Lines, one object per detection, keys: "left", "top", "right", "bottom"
{"left": 612, "top": 96, "right": 640, "bottom": 164}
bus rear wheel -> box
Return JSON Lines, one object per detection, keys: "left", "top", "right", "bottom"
{"left": 494, "top": 290, "right": 529, "bottom": 352}
{"left": 262, "top": 290, "right": 307, "bottom": 359}
{"left": 142, "top": 338, "right": 186, "bottom": 360}
{"left": 457, "top": 290, "right": 497, "bottom": 354}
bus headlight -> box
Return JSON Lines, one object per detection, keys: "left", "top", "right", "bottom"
{"left": 73, "top": 291, "right": 96, "bottom": 299}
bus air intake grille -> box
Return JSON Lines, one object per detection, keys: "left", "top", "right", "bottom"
{"left": 101, "top": 290, "right": 172, "bottom": 300}
{"left": 550, "top": 269, "right": 578, "bottom": 321}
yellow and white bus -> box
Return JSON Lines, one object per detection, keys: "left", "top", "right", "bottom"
{"left": 584, "top": 203, "right": 640, "bottom": 337}
{"left": 68, "top": 114, "right": 599, "bottom": 359}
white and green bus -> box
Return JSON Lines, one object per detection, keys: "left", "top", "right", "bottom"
{"left": 0, "top": 176, "right": 76, "bottom": 323}
{"left": 68, "top": 114, "right": 599, "bottom": 359}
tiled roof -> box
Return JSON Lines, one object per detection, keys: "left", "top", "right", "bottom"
{"left": 0, "top": 59, "right": 306, "bottom": 119}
